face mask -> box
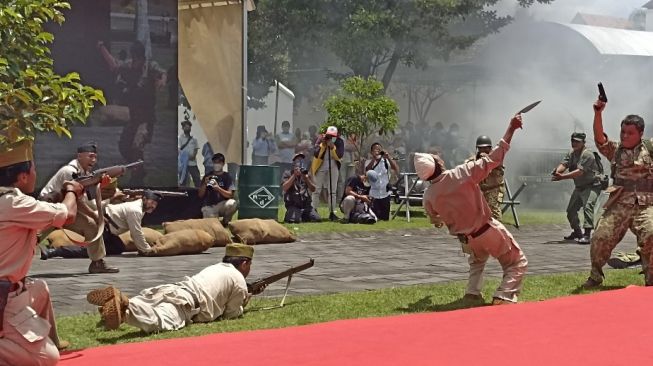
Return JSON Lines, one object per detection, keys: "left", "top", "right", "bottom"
{"left": 213, "top": 163, "right": 223, "bottom": 172}
{"left": 363, "top": 180, "right": 371, "bottom": 188}
{"left": 331, "top": 137, "right": 337, "bottom": 143}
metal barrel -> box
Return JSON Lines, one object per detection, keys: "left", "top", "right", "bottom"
{"left": 237, "top": 165, "right": 281, "bottom": 220}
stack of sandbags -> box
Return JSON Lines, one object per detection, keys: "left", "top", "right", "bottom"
{"left": 45, "top": 229, "right": 84, "bottom": 248}
{"left": 119, "top": 228, "right": 164, "bottom": 252}
{"left": 143, "top": 229, "right": 214, "bottom": 257}
{"left": 163, "top": 218, "right": 231, "bottom": 247}
{"left": 228, "top": 219, "right": 296, "bottom": 244}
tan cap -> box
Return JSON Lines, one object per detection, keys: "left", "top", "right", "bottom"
{"left": 225, "top": 243, "right": 254, "bottom": 259}
{"left": 0, "top": 140, "right": 33, "bottom": 168}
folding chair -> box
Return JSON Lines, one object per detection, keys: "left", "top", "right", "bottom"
{"left": 501, "top": 181, "right": 527, "bottom": 228}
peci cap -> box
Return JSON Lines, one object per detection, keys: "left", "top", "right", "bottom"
{"left": 225, "top": 243, "right": 254, "bottom": 259}
{"left": 326, "top": 126, "right": 338, "bottom": 137}
{"left": 0, "top": 140, "right": 33, "bottom": 168}
{"left": 571, "top": 132, "right": 586, "bottom": 142}
{"left": 142, "top": 190, "right": 163, "bottom": 202}
{"left": 77, "top": 141, "right": 98, "bottom": 154}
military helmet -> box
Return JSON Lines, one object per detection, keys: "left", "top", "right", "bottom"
{"left": 475, "top": 135, "right": 492, "bottom": 148}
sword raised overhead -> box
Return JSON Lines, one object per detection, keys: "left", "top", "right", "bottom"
{"left": 517, "top": 100, "right": 541, "bottom": 114}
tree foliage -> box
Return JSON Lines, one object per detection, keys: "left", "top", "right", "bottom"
{"left": 0, "top": 0, "right": 105, "bottom": 150}
{"left": 249, "top": 0, "right": 555, "bottom": 95}
{"left": 323, "top": 76, "right": 399, "bottom": 160}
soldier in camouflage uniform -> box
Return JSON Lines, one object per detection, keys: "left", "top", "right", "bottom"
{"left": 465, "top": 136, "right": 505, "bottom": 221}
{"left": 552, "top": 132, "right": 602, "bottom": 244}
{"left": 583, "top": 99, "right": 653, "bottom": 288}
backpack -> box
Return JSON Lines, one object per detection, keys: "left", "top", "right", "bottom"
{"left": 592, "top": 151, "right": 609, "bottom": 190}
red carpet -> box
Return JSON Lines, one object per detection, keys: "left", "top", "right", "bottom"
{"left": 61, "top": 286, "right": 653, "bottom": 366}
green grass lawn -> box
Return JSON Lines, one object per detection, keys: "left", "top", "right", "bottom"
{"left": 258, "top": 205, "right": 567, "bottom": 235}
{"left": 59, "top": 268, "right": 642, "bottom": 350}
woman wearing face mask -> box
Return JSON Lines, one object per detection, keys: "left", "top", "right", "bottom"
{"left": 198, "top": 153, "right": 238, "bottom": 226}
{"left": 252, "top": 125, "right": 276, "bottom": 165}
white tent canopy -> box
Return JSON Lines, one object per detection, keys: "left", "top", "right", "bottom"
{"left": 555, "top": 22, "right": 653, "bottom": 57}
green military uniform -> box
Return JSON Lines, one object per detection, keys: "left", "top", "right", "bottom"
{"left": 588, "top": 138, "right": 653, "bottom": 285}
{"left": 466, "top": 155, "right": 505, "bottom": 221}
{"left": 561, "top": 146, "right": 602, "bottom": 234}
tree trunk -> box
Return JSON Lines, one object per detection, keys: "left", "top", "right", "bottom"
{"left": 135, "top": 0, "right": 152, "bottom": 59}
{"left": 381, "top": 47, "right": 401, "bottom": 92}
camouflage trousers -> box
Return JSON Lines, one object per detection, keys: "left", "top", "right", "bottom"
{"left": 589, "top": 202, "right": 653, "bottom": 284}
{"left": 485, "top": 190, "right": 504, "bottom": 221}
{"left": 566, "top": 186, "right": 601, "bottom": 230}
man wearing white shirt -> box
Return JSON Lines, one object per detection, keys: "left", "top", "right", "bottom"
{"left": 40, "top": 191, "right": 163, "bottom": 259}
{"left": 365, "top": 142, "right": 399, "bottom": 220}
{"left": 39, "top": 142, "right": 120, "bottom": 274}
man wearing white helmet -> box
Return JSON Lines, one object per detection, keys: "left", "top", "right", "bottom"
{"left": 414, "top": 114, "right": 527, "bottom": 305}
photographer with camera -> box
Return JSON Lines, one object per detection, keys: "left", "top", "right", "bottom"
{"left": 281, "top": 153, "right": 320, "bottom": 223}
{"left": 551, "top": 132, "right": 604, "bottom": 244}
{"left": 198, "top": 153, "right": 238, "bottom": 226}
{"left": 364, "top": 142, "right": 399, "bottom": 220}
{"left": 340, "top": 170, "right": 378, "bottom": 224}
{"left": 310, "top": 126, "right": 344, "bottom": 221}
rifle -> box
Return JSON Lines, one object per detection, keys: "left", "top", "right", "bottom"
{"left": 247, "top": 259, "right": 314, "bottom": 295}
{"left": 122, "top": 189, "right": 188, "bottom": 198}
{"left": 74, "top": 160, "right": 144, "bottom": 187}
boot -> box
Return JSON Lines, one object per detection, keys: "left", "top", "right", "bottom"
{"left": 581, "top": 276, "right": 602, "bottom": 289}
{"left": 39, "top": 246, "right": 56, "bottom": 260}
{"left": 577, "top": 228, "right": 592, "bottom": 245}
{"left": 564, "top": 228, "right": 583, "bottom": 241}
{"left": 89, "top": 259, "right": 120, "bottom": 274}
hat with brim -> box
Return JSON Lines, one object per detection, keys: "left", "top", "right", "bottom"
{"left": 414, "top": 153, "right": 436, "bottom": 181}
{"left": 225, "top": 243, "right": 254, "bottom": 259}
{"left": 292, "top": 153, "right": 305, "bottom": 161}
{"left": 571, "top": 132, "right": 586, "bottom": 142}
{"left": 366, "top": 170, "right": 379, "bottom": 184}
{"left": 326, "top": 126, "right": 338, "bottom": 137}
{"left": 0, "top": 140, "right": 33, "bottom": 168}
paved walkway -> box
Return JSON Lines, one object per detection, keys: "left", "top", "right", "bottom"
{"left": 29, "top": 224, "right": 638, "bottom": 316}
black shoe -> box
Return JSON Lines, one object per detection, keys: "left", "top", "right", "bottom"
{"left": 39, "top": 246, "right": 51, "bottom": 260}
{"left": 564, "top": 230, "right": 583, "bottom": 241}
{"left": 581, "top": 277, "right": 602, "bottom": 289}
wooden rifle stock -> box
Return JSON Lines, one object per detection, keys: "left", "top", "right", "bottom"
{"left": 247, "top": 259, "right": 314, "bottom": 294}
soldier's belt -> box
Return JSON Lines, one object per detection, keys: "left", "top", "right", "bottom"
{"left": 613, "top": 178, "right": 653, "bottom": 192}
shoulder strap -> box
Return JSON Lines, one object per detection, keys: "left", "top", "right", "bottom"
{"left": 592, "top": 151, "right": 604, "bottom": 174}
{"left": 180, "top": 136, "right": 193, "bottom": 151}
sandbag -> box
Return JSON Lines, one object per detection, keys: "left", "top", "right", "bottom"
{"left": 119, "top": 228, "right": 164, "bottom": 252}
{"left": 144, "top": 229, "right": 214, "bottom": 257}
{"left": 163, "top": 218, "right": 231, "bottom": 247}
{"left": 228, "top": 219, "right": 296, "bottom": 244}
{"left": 46, "top": 229, "right": 84, "bottom": 248}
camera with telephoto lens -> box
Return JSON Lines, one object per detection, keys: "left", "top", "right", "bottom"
{"left": 206, "top": 176, "right": 219, "bottom": 189}
{"left": 295, "top": 162, "right": 308, "bottom": 175}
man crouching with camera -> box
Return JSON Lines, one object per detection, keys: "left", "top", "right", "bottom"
{"left": 365, "top": 142, "right": 399, "bottom": 220}
{"left": 282, "top": 153, "right": 320, "bottom": 223}
{"left": 198, "top": 153, "right": 238, "bottom": 226}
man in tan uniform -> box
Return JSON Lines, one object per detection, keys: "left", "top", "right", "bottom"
{"left": 87, "top": 243, "right": 263, "bottom": 332}
{"left": 40, "top": 190, "right": 163, "bottom": 259}
{"left": 583, "top": 98, "right": 653, "bottom": 288}
{"left": 39, "top": 142, "right": 119, "bottom": 273}
{"left": 0, "top": 141, "right": 85, "bottom": 365}
{"left": 465, "top": 135, "right": 505, "bottom": 221}
{"left": 416, "top": 114, "right": 527, "bottom": 305}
